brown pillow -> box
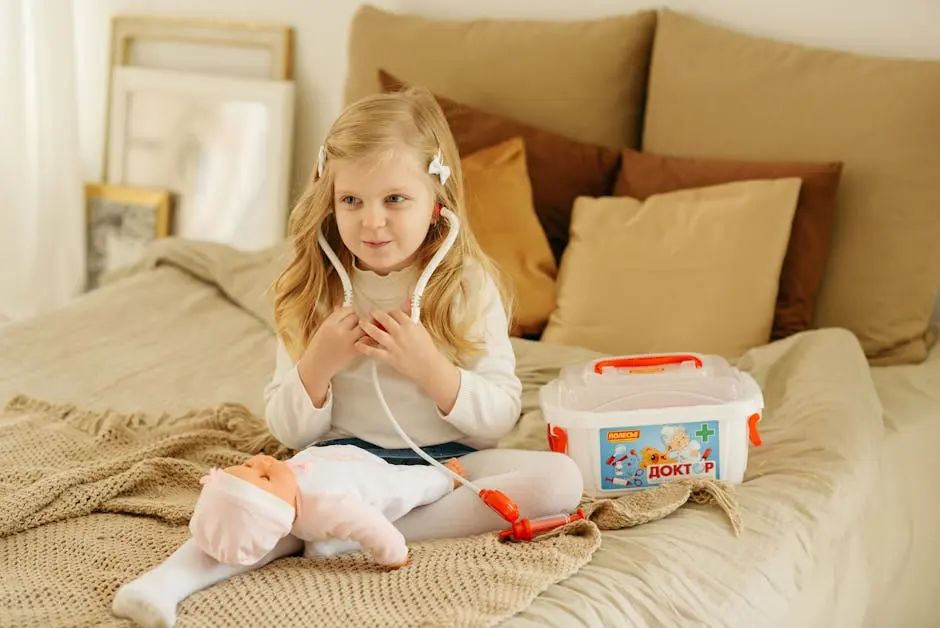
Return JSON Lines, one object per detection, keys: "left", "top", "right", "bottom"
{"left": 380, "top": 70, "right": 621, "bottom": 264}
{"left": 614, "top": 147, "right": 843, "bottom": 340}
{"left": 461, "top": 137, "right": 557, "bottom": 337}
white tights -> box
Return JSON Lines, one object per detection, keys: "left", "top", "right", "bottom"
{"left": 112, "top": 449, "right": 583, "bottom": 627}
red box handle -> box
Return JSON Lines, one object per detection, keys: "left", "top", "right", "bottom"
{"left": 593, "top": 354, "right": 703, "bottom": 374}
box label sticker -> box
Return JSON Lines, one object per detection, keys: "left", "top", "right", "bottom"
{"left": 598, "top": 420, "right": 720, "bottom": 490}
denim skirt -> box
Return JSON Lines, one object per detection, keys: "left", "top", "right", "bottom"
{"left": 318, "top": 437, "right": 476, "bottom": 465}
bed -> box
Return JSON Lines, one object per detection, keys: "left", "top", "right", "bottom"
{"left": 0, "top": 239, "right": 937, "bottom": 627}
{"left": 3, "top": 5, "right": 940, "bottom": 628}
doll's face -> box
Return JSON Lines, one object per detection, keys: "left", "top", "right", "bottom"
{"left": 225, "top": 455, "right": 297, "bottom": 507}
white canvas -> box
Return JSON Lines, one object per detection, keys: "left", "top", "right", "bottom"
{"left": 106, "top": 66, "right": 295, "bottom": 251}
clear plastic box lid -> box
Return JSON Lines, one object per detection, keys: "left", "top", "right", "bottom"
{"left": 551, "top": 353, "right": 749, "bottom": 413}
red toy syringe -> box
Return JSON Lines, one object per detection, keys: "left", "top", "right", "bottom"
{"left": 498, "top": 507, "right": 587, "bottom": 541}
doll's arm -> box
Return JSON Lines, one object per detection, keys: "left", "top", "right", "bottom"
{"left": 305, "top": 493, "right": 408, "bottom": 567}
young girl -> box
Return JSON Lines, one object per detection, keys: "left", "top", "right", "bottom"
{"left": 112, "top": 86, "right": 583, "bottom": 628}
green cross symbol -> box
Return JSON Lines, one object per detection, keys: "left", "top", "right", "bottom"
{"left": 695, "top": 423, "right": 715, "bottom": 443}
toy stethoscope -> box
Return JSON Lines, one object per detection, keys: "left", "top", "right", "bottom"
{"left": 317, "top": 206, "right": 584, "bottom": 542}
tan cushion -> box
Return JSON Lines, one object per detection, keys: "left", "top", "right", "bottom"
{"left": 614, "top": 147, "right": 843, "bottom": 341}
{"left": 379, "top": 70, "right": 622, "bottom": 265}
{"left": 642, "top": 9, "right": 940, "bottom": 365}
{"left": 541, "top": 179, "right": 802, "bottom": 358}
{"left": 461, "top": 137, "right": 557, "bottom": 337}
{"left": 345, "top": 5, "right": 657, "bottom": 148}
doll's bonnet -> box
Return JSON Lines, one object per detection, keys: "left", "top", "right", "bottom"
{"left": 189, "top": 469, "right": 295, "bottom": 566}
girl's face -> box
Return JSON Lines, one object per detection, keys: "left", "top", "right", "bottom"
{"left": 331, "top": 148, "right": 436, "bottom": 275}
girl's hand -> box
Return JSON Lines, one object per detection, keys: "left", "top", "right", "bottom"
{"left": 356, "top": 307, "right": 461, "bottom": 413}
{"left": 298, "top": 307, "right": 364, "bottom": 406}
{"left": 356, "top": 308, "right": 438, "bottom": 382}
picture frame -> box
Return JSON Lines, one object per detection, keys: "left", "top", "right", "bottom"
{"left": 102, "top": 14, "right": 293, "bottom": 180}
{"left": 109, "top": 15, "right": 293, "bottom": 81}
{"left": 84, "top": 183, "right": 172, "bottom": 291}
{"left": 105, "top": 65, "right": 295, "bottom": 252}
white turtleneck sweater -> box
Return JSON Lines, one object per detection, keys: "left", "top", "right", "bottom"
{"left": 263, "top": 262, "right": 523, "bottom": 451}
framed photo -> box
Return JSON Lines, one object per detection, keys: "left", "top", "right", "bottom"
{"left": 105, "top": 65, "right": 295, "bottom": 252}
{"left": 84, "top": 183, "right": 172, "bottom": 290}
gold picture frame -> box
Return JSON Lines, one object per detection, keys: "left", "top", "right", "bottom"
{"left": 84, "top": 183, "right": 173, "bottom": 291}
{"left": 102, "top": 14, "right": 294, "bottom": 180}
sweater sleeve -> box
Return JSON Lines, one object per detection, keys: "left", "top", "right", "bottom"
{"left": 437, "top": 272, "right": 523, "bottom": 442}
{"left": 263, "top": 338, "right": 333, "bottom": 449}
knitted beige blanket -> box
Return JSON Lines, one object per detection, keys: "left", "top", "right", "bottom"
{"left": 0, "top": 395, "right": 740, "bottom": 627}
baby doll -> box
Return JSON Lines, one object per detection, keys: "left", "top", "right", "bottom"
{"left": 190, "top": 444, "right": 466, "bottom": 568}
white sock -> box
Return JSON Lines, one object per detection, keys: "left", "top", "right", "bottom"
{"left": 112, "top": 535, "right": 302, "bottom": 626}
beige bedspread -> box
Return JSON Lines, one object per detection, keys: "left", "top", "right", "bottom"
{"left": 0, "top": 238, "right": 889, "bottom": 627}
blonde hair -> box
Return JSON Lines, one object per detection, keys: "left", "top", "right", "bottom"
{"left": 272, "top": 86, "right": 511, "bottom": 367}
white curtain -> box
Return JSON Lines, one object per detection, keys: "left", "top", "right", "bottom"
{"left": 0, "top": 0, "right": 84, "bottom": 322}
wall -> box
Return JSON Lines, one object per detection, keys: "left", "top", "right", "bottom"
{"left": 73, "top": 0, "right": 398, "bottom": 203}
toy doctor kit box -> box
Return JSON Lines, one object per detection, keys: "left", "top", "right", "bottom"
{"left": 540, "top": 353, "right": 764, "bottom": 497}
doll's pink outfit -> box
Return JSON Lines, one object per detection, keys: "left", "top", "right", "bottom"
{"left": 189, "top": 444, "right": 454, "bottom": 567}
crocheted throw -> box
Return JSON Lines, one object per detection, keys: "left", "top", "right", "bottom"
{"left": 0, "top": 395, "right": 740, "bottom": 627}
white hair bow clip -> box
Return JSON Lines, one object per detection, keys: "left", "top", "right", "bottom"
{"left": 317, "top": 145, "right": 326, "bottom": 178}
{"left": 428, "top": 150, "right": 450, "bottom": 185}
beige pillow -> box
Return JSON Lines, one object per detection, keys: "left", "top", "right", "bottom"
{"left": 344, "top": 5, "right": 657, "bottom": 148}
{"left": 461, "top": 137, "right": 557, "bottom": 337}
{"left": 642, "top": 9, "right": 940, "bottom": 365}
{"left": 541, "top": 179, "right": 802, "bottom": 358}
